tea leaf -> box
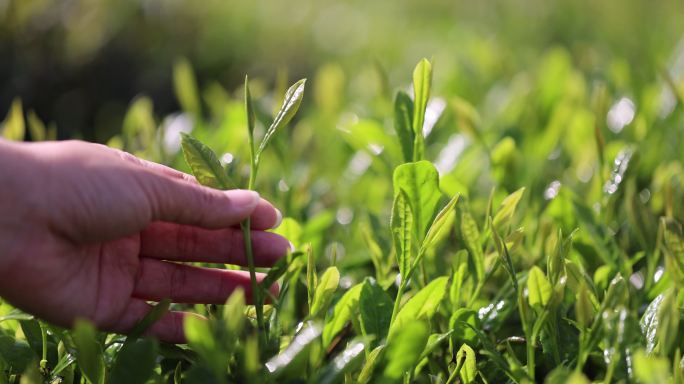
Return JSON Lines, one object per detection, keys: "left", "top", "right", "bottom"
{"left": 256, "top": 78, "right": 306, "bottom": 162}
{"left": 72, "top": 319, "right": 105, "bottom": 384}
{"left": 390, "top": 276, "right": 448, "bottom": 339}
{"left": 314, "top": 339, "right": 368, "bottom": 384}
{"left": 491, "top": 218, "right": 518, "bottom": 292}
{"left": 455, "top": 343, "right": 477, "bottom": 383}
{"left": 1, "top": 98, "right": 25, "bottom": 141}
{"left": 357, "top": 345, "right": 385, "bottom": 384}
{"left": 393, "top": 161, "right": 442, "bottom": 241}
{"left": 173, "top": 57, "right": 201, "bottom": 118}
{"left": 411, "top": 58, "right": 432, "bottom": 161}
{"left": 391, "top": 190, "right": 414, "bottom": 278}
{"left": 662, "top": 217, "right": 684, "bottom": 285}
{"left": 110, "top": 339, "right": 158, "bottom": 384}
{"left": 359, "top": 278, "right": 393, "bottom": 341}
{"left": 420, "top": 193, "right": 459, "bottom": 255}
{"left": 394, "top": 91, "right": 415, "bottom": 162}
{"left": 310, "top": 267, "right": 340, "bottom": 318}
{"left": 492, "top": 187, "right": 525, "bottom": 229}
{"left": 223, "top": 288, "right": 246, "bottom": 335}
{"left": 26, "top": 110, "right": 46, "bottom": 142}
{"left": 381, "top": 321, "right": 429, "bottom": 383}
{"left": 527, "top": 266, "right": 552, "bottom": 311}
{"left": 632, "top": 349, "right": 671, "bottom": 384}
{"left": 322, "top": 282, "right": 363, "bottom": 347}
{"left": 180, "top": 132, "right": 234, "bottom": 189}
{"left": 265, "top": 322, "right": 322, "bottom": 378}
{"left": 459, "top": 205, "right": 485, "bottom": 282}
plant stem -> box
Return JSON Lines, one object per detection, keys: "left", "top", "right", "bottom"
{"left": 40, "top": 322, "right": 48, "bottom": 372}
{"left": 243, "top": 165, "right": 265, "bottom": 342}
{"left": 390, "top": 281, "right": 407, "bottom": 326}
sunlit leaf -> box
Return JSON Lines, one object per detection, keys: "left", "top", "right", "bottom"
{"left": 389, "top": 277, "right": 448, "bottom": 339}
{"left": 180, "top": 132, "right": 234, "bottom": 190}
{"left": 310, "top": 267, "right": 340, "bottom": 318}
{"left": 72, "top": 319, "right": 105, "bottom": 384}
{"left": 455, "top": 343, "right": 477, "bottom": 383}
{"left": 393, "top": 161, "right": 442, "bottom": 241}
{"left": 391, "top": 190, "right": 414, "bottom": 278}
{"left": 322, "top": 282, "right": 363, "bottom": 347}
{"left": 492, "top": 187, "right": 525, "bottom": 229}
{"left": 173, "top": 57, "right": 201, "bottom": 118}
{"left": 411, "top": 58, "right": 432, "bottom": 161}
{"left": 420, "top": 193, "right": 459, "bottom": 255}
{"left": 381, "top": 321, "right": 429, "bottom": 383}
{"left": 527, "top": 266, "right": 552, "bottom": 310}
{"left": 256, "top": 79, "right": 306, "bottom": 163}
{"left": 394, "top": 91, "right": 414, "bottom": 162}
{"left": 1, "top": 98, "right": 25, "bottom": 141}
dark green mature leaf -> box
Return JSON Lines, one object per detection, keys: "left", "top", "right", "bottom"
{"left": 393, "top": 161, "right": 442, "bottom": 241}
{"left": 381, "top": 321, "right": 429, "bottom": 383}
{"left": 0, "top": 335, "right": 34, "bottom": 372}
{"left": 391, "top": 190, "right": 414, "bottom": 278}
{"left": 411, "top": 58, "right": 432, "bottom": 161}
{"left": 310, "top": 267, "right": 340, "bottom": 318}
{"left": 180, "top": 133, "right": 234, "bottom": 189}
{"left": 256, "top": 78, "right": 306, "bottom": 163}
{"left": 1, "top": 98, "right": 25, "bottom": 141}
{"left": 323, "top": 283, "right": 363, "bottom": 347}
{"left": 110, "top": 339, "right": 158, "bottom": 384}
{"left": 390, "top": 276, "right": 448, "bottom": 338}
{"left": 359, "top": 278, "right": 393, "bottom": 341}
{"left": 18, "top": 320, "right": 42, "bottom": 356}
{"left": 527, "top": 266, "right": 552, "bottom": 311}
{"left": 394, "top": 91, "right": 415, "bottom": 162}
{"left": 72, "top": 319, "right": 106, "bottom": 384}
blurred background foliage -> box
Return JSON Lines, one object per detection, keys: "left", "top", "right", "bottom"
{"left": 1, "top": 0, "right": 684, "bottom": 141}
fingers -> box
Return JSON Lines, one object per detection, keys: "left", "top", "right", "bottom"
{"left": 140, "top": 222, "right": 290, "bottom": 267}
{"left": 108, "top": 298, "right": 196, "bottom": 344}
{"left": 132, "top": 259, "right": 278, "bottom": 304}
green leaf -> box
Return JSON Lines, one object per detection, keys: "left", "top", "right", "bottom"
{"left": 411, "top": 58, "right": 432, "bottom": 161}
{"left": 449, "top": 308, "right": 480, "bottom": 349}
{"left": 393, "top": 91, "right": 415, "bottom": 163}
{"left": 310, "top": 267, "right": 340, "bottom": 318}
{"left": 657, "top": 288, "right": 679, "bottom": 355}
{"left": 391, "top": 190, "right": 414, "bottom": 278}
{"left": 575, "top": 282, "right": 595, "bottom": 329}
{"left": 26, "top": 110, "right": 46, "bottom": 142}
{"left": 180, "top": 132, "right": 234, "bottom": 190}
{"left": 381, "top": 321, "right": 429, "bottom": 383}
{"left": 1, "top": 98, "right": 25, "bottom": 141}
{"left": 632, "top": 349, "right": 672, "bottom": 384}
{"left": 265, "top": 322, "right": 322, "bottom": 378}
{"left": 173, "top": 57, "right": 201, "bottom": 118}
{"left": 662, "top": 217, "right": 684, "bottom": 285}
{"left": 0, "top": 335, "right": 34, "bottom": 372}
{"left": 256, "top": 78, "right": 306, "bottom": 163}
{"left": 459, "top": 204, "right": 485, "bottom": 282}
{"left": 492, "top": 187, "right": 525, "bottom": 229}
{"left": 127, "top": 299, "right": 171, "bottom": 341}
{"left": 455, "top": 343, "right": 477, "bottom": 383}
{"left": 72, "top": 319, "right": 105, "bottom": 384}
{"left": 359, "top": 278, "right": 393, "bottom": 341}
{"left": 244, "top": 75, "right": 256, "bottom": 138}
{"left": 389, "top": 277, "right": 448, "bottom": 339}
{"left": 491, "top": 218, "right": 518, "bottom": 293}
{"left": 18, "top": 319, "right": 42, "bottom": 356}
{"left": 357, "top": 345, "right": 385, "bottom": 384}
{"left": 527, "top": 266, "right": 552, "bottom": 310}
{"left": 393, "top": 161, "right": 442, "bottom": 241}
{"left": 420, "top": 193, "right": 459, "bottom": 255}
{"left": 223, "top": 288, "right": 246, "bottom": 335}
{"left": 110, "top": 339, "right": 158, "bottom": 384}
{"left": 313, "top": 339, "right": 368, "bottom": 384}
{"left": 322, "top": 282, "right": 363, "bottom": 347}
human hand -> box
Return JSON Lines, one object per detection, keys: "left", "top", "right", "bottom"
{"left": 0, "top": 139, "right": 289, "bottom": 343}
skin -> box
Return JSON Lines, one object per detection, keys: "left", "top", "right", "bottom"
{"left": 0, "top": 139, "right": 290, "bottom": 343}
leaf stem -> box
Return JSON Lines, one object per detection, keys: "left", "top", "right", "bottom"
{"left": 243, "top": 166, "right": 265, "bottom": 342}
{"left": 390, "top": 280, "right": 407, "bottom": 326}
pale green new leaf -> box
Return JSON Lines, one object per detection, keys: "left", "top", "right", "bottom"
{"left": 662, "top": 217, "right": 684, "bottom": 285}
{"left": 394, "top": 91, "right": 414, "bottom": 162}
{"left": 26, "top": 110, "right": 46, "bottom": 142}
{"left": 322, "top": 282, "right": 363, "bottom": 347}
{"left": 420, "top": 193, "right": 459, "bottom": 255}
{"left": 310, "top": 267, "right": 340, "bottom": 318}
{"left": 357, "top": 345, "right": 385, "bottom": 384}
{"left": 381, "top": 321, "right": 429, "bottom": 383}
{"left": 72, "top": 319, "right": 106, "bottom": 384}
{"left": 390, "top": 276, "right": 448, "bottom": 338}
{"left": 411, "top": 58, "right": 432, "bottom": 161}
{"left": 173, "top": 57, "right": 201, "bottom": 118}
{"left": 459, "top": 205, "right": 485, "bottom": 282}
{"left": 632, "top": 349, "right": 671, "bottom": 384}
{"left": 391, "top": 190, "right": 414, "bottom": 278}
{"left": 492, "top": 187, "right": 525, "bottom": 229}
{"left": 527, "top": 266, "right": 552, "bottom": 310}
{"left": 456, "top": 343, "right": 477, "bottom": 384}
{"left": 393, "top": 161, "right": 442, "bottom": 241}
{"left": 256, "top": 78, "right": 306, "bottom": 162}
{"left": 180, "top": 132, "right": 234, "bottom": 190}
{"left": 1, "top": 98, "right": 25, "bottom": 141}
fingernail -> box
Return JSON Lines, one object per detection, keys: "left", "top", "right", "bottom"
{"left": 226, "top": 190, "right": 260, "bottom": 209}
{"left": 274, "top": 208, "right": 283, "bottom": 228}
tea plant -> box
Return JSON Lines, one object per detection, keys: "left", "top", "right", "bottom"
{"left": 2, "top": 53, "right": 684, "bottom": 384}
